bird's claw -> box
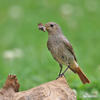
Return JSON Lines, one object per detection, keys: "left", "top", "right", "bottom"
{"left": 56, "top": 73, "right": 65, "bottom": 79}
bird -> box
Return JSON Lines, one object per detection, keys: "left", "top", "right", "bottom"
{"left": 43, "top": 22, "right": 90, "bottom": 84}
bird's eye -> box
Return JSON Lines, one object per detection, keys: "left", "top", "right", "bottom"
{"left": 50, "top": 24, "right": 54, "bottom": 27}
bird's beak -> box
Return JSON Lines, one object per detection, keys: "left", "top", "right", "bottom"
{"left": 45, "top": 24, "right": 49, "bottom": 30}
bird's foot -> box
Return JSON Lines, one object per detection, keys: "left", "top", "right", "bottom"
{"left": 59, "top": 73, "right": 65, "bottom": 77}
{"left": 56, "top": 73, "right": 64, "bottom": 80}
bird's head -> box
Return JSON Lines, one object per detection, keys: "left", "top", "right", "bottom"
{"left": 45, "top": 22, "right": 62, "bottom": 34}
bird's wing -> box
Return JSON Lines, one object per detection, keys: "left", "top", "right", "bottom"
{"left": 62, "top": 36, "right": 77, "bottom": 62}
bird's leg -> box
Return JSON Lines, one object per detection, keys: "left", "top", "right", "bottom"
{"left": 58, "top": 64, "right": 63, "bottom": 76}
{"left": 56, "top": 64, "right": 63, "bottom": 79}
{"left": 60, "top": 65, "right": 70, "bottom": 76}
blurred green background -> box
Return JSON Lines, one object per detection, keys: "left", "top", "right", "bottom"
{"left": 0, "top": 0, "right": 100, "bottom": 99}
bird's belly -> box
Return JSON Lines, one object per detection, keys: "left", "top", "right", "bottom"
{"left": 49, "top": 43, "right": 72, "bottom": 65}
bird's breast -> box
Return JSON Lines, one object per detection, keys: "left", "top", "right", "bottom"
{"left": 47, "top": 37, "right": 69, "bottom": 65}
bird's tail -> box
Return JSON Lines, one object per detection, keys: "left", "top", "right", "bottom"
{"left": 70, "top": 61, "right": 90, "bottom": 84}
{"left": 76, "top": 67, "right": 90, "bottom": 84}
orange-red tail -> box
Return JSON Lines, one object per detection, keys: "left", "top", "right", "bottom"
{"left": 76, "top": 67, "right": 90, "bottom": 84}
